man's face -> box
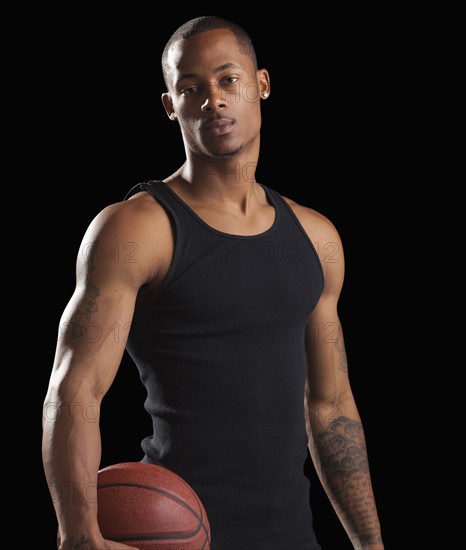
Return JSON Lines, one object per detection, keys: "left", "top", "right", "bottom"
{"left": 163, "top": 28, "right": 267, "bottom": 158}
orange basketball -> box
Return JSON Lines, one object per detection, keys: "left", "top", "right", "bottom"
{"left": 96, "top": 462, "right": 211, "bottom": 549}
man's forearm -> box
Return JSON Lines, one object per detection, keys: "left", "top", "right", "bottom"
{"left": 42, "top": 398, "right": 102, "bottom": 542}
{"left": 308, "top": 410, "right": 384, "bottom": 549}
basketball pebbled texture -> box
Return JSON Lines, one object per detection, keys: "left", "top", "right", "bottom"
{"left": 97, "top": 462, "right": 211, "bottom": 550}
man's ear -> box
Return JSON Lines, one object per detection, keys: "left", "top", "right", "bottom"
{"left": 161, "top": 92, "right": 177, "bottom": 121}
{"left": 257, "top": 69, "right": 271, "bottom": 99}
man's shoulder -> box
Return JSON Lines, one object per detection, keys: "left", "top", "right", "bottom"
{"left": 276, "top": 192, "right": 345, "bottom": 281}
{"left": 278, "top": 193, "right": 341, "bottom": 243}
{"left": 85, "top": 184, "right": 171, "bottom": 241}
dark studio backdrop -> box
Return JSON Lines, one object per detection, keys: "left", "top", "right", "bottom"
{"left": 36, "top": 8, "right": 414, "bottom": 548}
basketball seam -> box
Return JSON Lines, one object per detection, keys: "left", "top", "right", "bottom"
{"left": 98, "top": 482, "right": 201, "bottom": 518}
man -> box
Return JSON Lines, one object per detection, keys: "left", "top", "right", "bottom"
{"left": 42, "top": 15, "right": 384, "bottom": 549}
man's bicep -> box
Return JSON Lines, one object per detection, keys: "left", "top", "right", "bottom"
{"left": 52, "top": 274, "right": 137, "bottom": 401}
{"left": 304, "top": 297, "right": 351, "bottom": 402}
{"left": 51, "top": 219, "right": 143, "bottom": 401}
{"left": 49, "top": 199, "right": 161, "bottom": 400}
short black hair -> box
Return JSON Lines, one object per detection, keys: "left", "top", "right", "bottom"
{"left": 161, "top": 16, "right": 258, "bottom": 89}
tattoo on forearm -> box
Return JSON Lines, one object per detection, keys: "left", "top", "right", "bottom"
{"left": 315, "top": 416, "right": 368, "bottom": 496}
{"left": 314, "top": 416, "right": 382, "bottom": 546}
{"left": 334, "top": 327, "right": 348, "bottom": 372}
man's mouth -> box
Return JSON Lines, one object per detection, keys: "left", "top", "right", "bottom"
{"left": 203, "top": 118, "right": 235, "bottom": 136}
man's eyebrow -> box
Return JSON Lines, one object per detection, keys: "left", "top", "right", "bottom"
{"left": 177, "top": 63, "right": 242, "bottom": 82}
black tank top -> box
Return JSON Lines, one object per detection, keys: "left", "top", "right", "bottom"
{"left": 124, "top": 180, "right": 324, "bottom": 550}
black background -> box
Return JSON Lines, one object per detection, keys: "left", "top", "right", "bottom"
{"left": 35, "top": 7, "right": 419, "bottom": 548}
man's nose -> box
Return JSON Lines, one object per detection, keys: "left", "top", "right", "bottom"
{"left": 201, "top": 82, "right": 227, "bottom": 111}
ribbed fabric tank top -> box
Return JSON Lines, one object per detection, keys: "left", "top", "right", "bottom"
{"left": 124, "top": 180, "right": 324, "bottom": 550}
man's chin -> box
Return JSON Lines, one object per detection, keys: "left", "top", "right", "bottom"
{"left": 208, "top": 144, "right": 243, "bottom": 158}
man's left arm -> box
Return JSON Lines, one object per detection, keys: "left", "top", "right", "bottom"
{"left": 295, "top": 204, "right": 384, "bottom": 549}
{"left": 304, "top": 311, "right": 384, "bottom": 549}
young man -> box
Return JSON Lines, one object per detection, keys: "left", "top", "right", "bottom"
{"left": 43, "top": 16, "right": 384, "bottom": 550}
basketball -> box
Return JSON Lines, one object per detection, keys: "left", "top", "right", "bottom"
{"left": 96, "top": 462, "right": 211, "bottom": 549}
{"left": 97, "top": 462, "right": 210, "bottom": 550}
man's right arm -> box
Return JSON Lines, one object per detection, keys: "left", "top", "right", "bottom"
{"left": 42, "top": 195, "right": 169, "bottom": 549}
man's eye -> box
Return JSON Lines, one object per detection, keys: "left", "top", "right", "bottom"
{"left": 222, "top": 76, "right": 239, "bottom": 86}
{"left": 182, "top": 86, "right": 199, "bottom": 95}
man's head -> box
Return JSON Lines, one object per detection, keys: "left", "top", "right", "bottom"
{"left": 161, "top": 16, "right": 270, "bottom": 159}
{"left": 161, "top": 16, "right": 258, "bottom": 91}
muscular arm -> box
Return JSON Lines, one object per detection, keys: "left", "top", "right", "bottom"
{"left": 290, "top": 201, "right": 384, "bottom": 549}
{"left": 305, "top": 311, "right": 383, "bottom": 549}
{"left": 42, "top": 195, "right": 170, "bottom": 549}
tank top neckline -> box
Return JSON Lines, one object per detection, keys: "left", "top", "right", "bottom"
{"left": 154, "top": 180, "right": 281, "bottom": 240}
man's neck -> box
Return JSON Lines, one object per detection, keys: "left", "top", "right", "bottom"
{"left": 166, "top": 157, "right": 262, "bottom": 208}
